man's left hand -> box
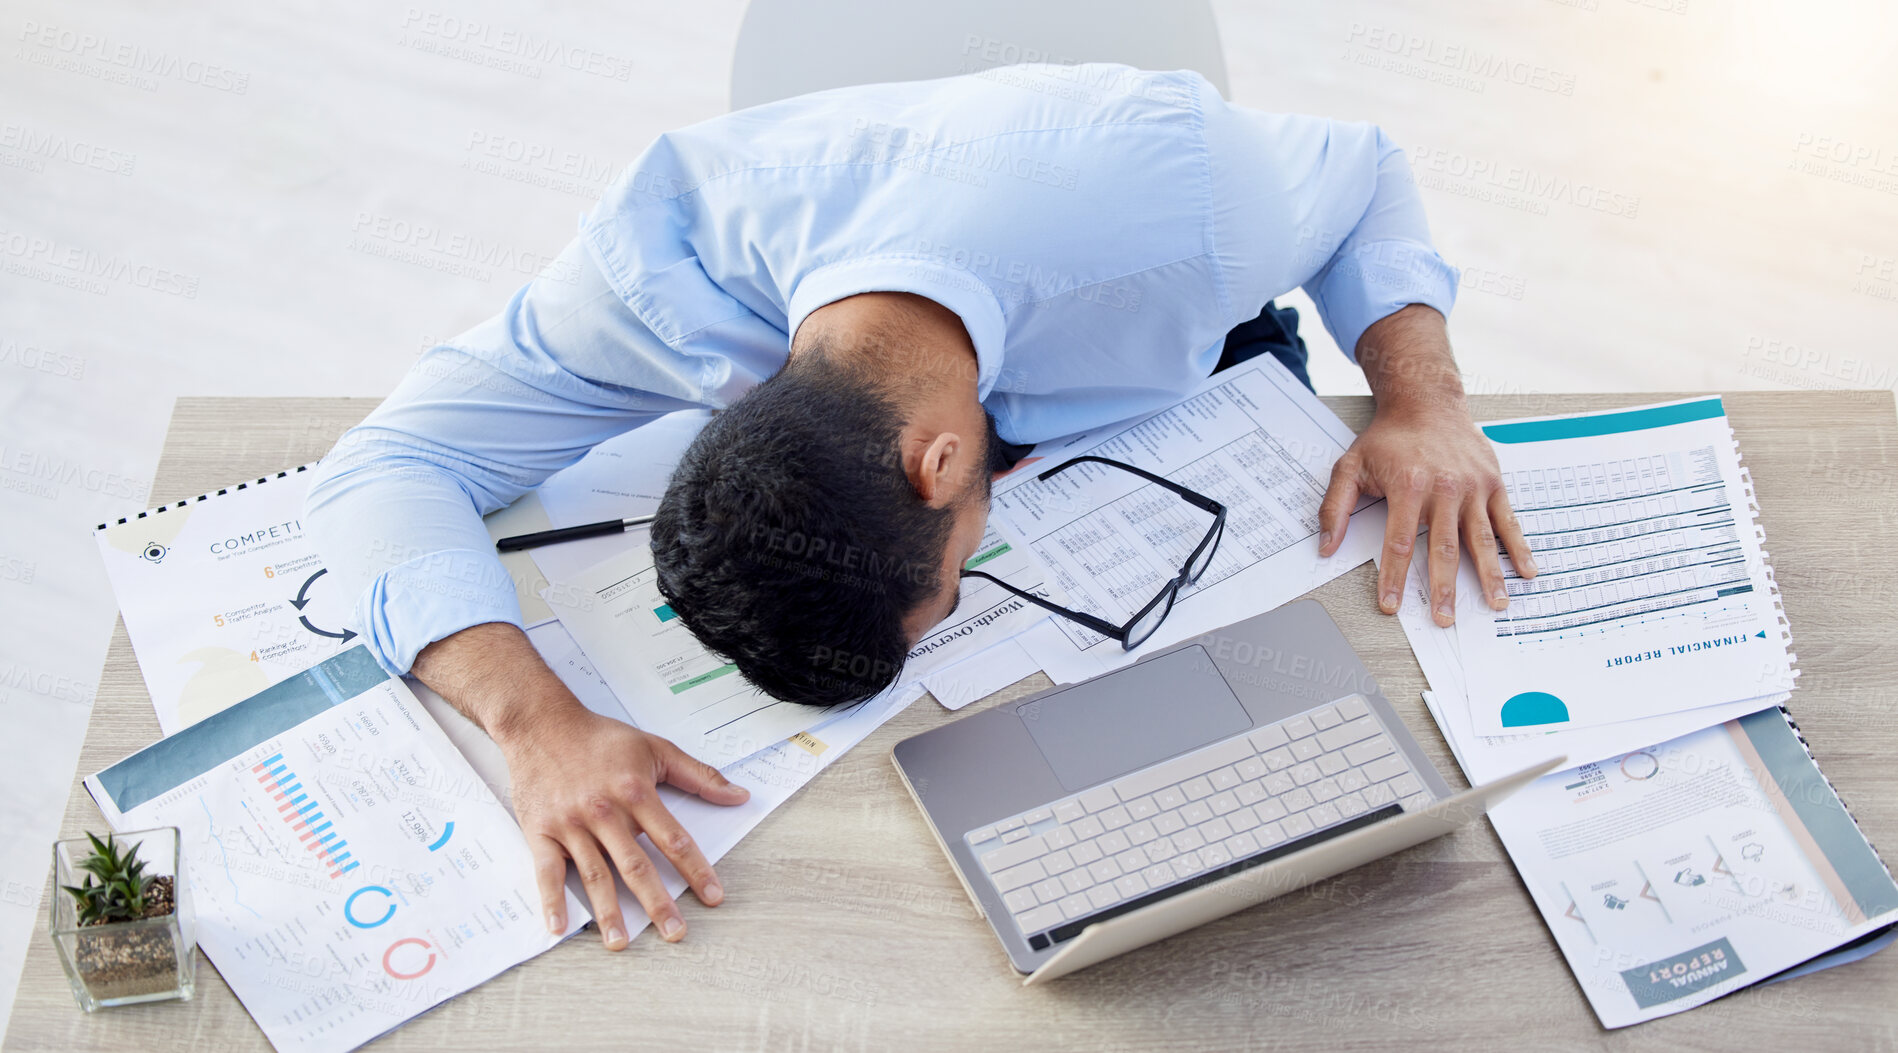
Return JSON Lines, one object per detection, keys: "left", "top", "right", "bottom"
{"left": 1313, "top": 304, "right": 1537, "bottom": 627}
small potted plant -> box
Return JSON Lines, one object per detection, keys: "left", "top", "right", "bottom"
{"left": 50, "top": 828, "right": 196, "bottom": 1011}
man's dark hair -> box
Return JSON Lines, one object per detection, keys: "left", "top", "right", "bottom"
{"left": 650, "top": 349, "right": 956, "bottom": 706}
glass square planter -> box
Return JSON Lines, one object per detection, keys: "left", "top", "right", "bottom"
{"left": 50, "top": 827, "right": 197, "bottom": 1012}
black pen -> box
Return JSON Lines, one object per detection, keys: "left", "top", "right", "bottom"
{"left": 495, "top": 514, "right": 656, "bottom": 552}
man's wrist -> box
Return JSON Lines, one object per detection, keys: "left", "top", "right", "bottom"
{"left": 1357, "top": 304, "right": 1467, "bottom": 421}
{"left": 410, "top": 621, "right": 588, "bottom": 751}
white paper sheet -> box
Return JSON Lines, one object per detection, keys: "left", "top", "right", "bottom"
{"left": 1488, "top": 709, "right": 1898, "bottom": 1027}
{"left": 93, "top": 466, "right": 361, "bottom": 734}
{"left": 1455, "top": 398, "right": 1797, "bottom": 737}
{"left": 542, "top": 544, "right": 841, "bottom": 768}
{"left": 84, "top": 647, "right": 588, "bottom": 1053}
{"left": 1395, "top": 548, "right": 1784, "bottom": 785}
{"left": 918, "top": 637, "right": 1041, "bottom": 711}
{"left": 989, "top": 355, "right": 1384, "bottom": 685}
{"left": 534, "top": 410, "right": 712, "bottom": 528}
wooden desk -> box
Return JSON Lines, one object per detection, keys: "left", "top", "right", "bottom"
{"left": 9, "top": 392, "right": 1896, "bottom": 1051}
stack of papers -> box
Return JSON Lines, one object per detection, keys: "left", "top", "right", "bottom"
{"left": 87, "top": 447, "right": 921, "bottom": 1052}
{"left": 868, "top": 353, "right": 1388, "bottom": 708}
{"left": 1399, "top": 397, "right": 1798, "bottom": 786}
{"left": 1395, "top": 398, "right": 1898, "bottom": 1026}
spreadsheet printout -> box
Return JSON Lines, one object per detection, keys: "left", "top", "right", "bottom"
{"left": 1457, "top": 398, "right": 1797, "bottom": 737}
{"left": 989, "top": 355, "right": 1385, "bottom": 685}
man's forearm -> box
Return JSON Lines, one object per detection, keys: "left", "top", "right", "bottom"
{"left": 1355, "top": 303, "right": 1468, "bottom": 421}
{"left": 409, "top": 622, "right": 583, "bottom": 750}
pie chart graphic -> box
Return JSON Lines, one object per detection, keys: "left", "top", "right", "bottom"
{"left": 1620, "top": 751, "right": 1660, "bottom": 780}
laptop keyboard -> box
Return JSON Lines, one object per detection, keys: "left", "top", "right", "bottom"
{"left": 964, "top": 694, "right": 1430, "bottom": 949}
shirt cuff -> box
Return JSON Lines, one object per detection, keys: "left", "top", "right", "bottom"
{"left": 350, "top": 547, "right": 525, "bottom": 676}
{"left": 1311, "top": 241, "right": 1460, "bottom": 361}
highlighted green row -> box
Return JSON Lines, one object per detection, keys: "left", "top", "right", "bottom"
{"left": 964, "top": 542, "right": 1011, "bottom": 572}
{"left": 670, "top": 663, "right": 737, "bottom": 694}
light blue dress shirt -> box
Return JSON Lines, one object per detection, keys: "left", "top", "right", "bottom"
{"left": 306, "top": 63, "right": 1459, "bottom": 675}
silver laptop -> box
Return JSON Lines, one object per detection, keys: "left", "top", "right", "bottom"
{"left": 891, "top": 599, "right": 1561, "bottom": 984}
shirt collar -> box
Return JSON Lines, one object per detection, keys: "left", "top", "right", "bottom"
{"left": 785, "top": 255, "right": 1007, "bottom": 400}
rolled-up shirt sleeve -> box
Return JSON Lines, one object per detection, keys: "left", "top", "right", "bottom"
{"left": 305, "top": 236, "right": 706, "bottom": 675}
{"left": 1203, "top": 100, "right": 1459, "bottom": 360}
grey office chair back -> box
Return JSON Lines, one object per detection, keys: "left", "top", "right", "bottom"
{"left": 728, "top": 0, "right": 1229, "bottom": 111}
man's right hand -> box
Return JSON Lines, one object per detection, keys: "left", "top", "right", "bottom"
{"left": 499, "top": 701, "right": 750, "bottom": 948}
{"left": 409, "top": 622, "right": 750, "bottom": 949}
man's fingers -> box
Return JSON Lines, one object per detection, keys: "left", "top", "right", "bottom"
{"left": 565, "top": 835, "right": 629, "bottom": 950}
{"left": 658, "top": 738, "right": 751, "bottom": 806}
{"left": 1464, "top": 499, "right": 1508, "bottom": 612}
{"left": 1317, "top": 456, "right": 1362, "bottom": 558}
{"left": 1488, "top": 488, "right": 1537, "bottom": 578}
{"left": 631, "top": 799, "right": 724, "bottom": 909}
{"left": 530, "top": 834, "right": 570, "bottom": 935}
{"left": 594, "top": 816, "right": 687, "bottom": 943}
{"left": 1376, "top": 473, "right": 1426, "bottom": 615}
{"left": 1426, "top": 485, "right": 1461, "bottom": 627}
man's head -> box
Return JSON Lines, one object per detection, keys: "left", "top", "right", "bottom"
{"left": 650, "top": 293, "right": 1000, "bottom": 706}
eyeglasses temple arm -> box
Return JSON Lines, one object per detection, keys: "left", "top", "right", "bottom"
{"left": 959, "top": 570, "right": 1125, "bottom": 638}
{"left": 1038, "top": 455, "right": 1225, "bottom": 514}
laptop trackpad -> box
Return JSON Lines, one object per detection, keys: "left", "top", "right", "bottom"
{"left": 1020, "top": 645, "right": 1251, "bottom": 792}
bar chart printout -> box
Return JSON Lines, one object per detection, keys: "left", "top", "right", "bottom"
{"left": 1457, "top": 398, "right": 1797, "bottom": 738}
{"left": 85, "top": 646, "right": 588, "bottom": 1053}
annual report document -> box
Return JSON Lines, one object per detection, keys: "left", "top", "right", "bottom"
{"left": 1456, "top": 398, "right": 1797, "bottom": 737}
{"left": 1489, "top": 708, "right": 1898, "bottom": 1027}
{"left": 84, "top": 646, "right": 587, "bottom": 1053}
{"left": 989, "top": 354, "right": 1385, "bottom": 685}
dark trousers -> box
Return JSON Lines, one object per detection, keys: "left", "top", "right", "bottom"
{"left": 993, "top": 300, "right": 1313, "bottom": 467}
{"left": 1216, "top": 300, "right": 1312, "bottom": 390}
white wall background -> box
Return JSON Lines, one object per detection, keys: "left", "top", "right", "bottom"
{"left": 2, "top": 0, "right": 1894, "bottom": 1032}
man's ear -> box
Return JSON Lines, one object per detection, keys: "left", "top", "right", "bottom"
{"left": 907, "top": 431, "right": 962, "bottom": 506}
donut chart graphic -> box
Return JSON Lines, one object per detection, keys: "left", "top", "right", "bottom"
{"left": 1620, "top": 751, "right": 1660, "bottom": 780}
{"left": 381, "top": 937, "right": 437, "bottom": 980}
{"left": 344, "top": 886, "right": 396, "bottom": 929}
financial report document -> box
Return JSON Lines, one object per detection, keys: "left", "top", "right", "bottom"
{"left": 989, "top": 355, "right": 1384, "bottom": 685}
{"left": 85, "top": 647, "right": 586, "bottom": 1053}
{"left": 1456, "top": 398, "right": 1797, "bottom": 737}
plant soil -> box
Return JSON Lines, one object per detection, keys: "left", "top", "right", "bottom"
{"left": 74, "top": 875, "right": 179, "bottom": 1000}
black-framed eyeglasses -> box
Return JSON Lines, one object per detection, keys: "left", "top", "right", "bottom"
{"left": 962, "top": 456, "right": 1226, "bottom": 651}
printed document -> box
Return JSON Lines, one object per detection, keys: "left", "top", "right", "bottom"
{"left": 1398, "top": 553, "right": 1783, "bottom": 785}
{"left": 1489, "top": 708, "right": 1898, "bottom": 1027}
{"left": 84, "top": 646, "right": 587, "bottom": 1053}
{"left": 1454, "top": 398, "right": 1797, "bottom": 737}
{"left": 94, "top": 467, "right": 359, "bottom": 734}
{"left": 989, "top": 355, "right": 1384, "bottom": 684}
{"left": 544, "top": 544, "right": 839, "bottom": 768}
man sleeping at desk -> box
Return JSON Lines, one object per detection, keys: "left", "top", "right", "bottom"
{"left": 304, "top": 63, "right": 1535, "bottom": 953}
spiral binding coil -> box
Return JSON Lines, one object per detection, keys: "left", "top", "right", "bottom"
{"left": 94, "top": 463, "right": 318, "bottom": 533}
